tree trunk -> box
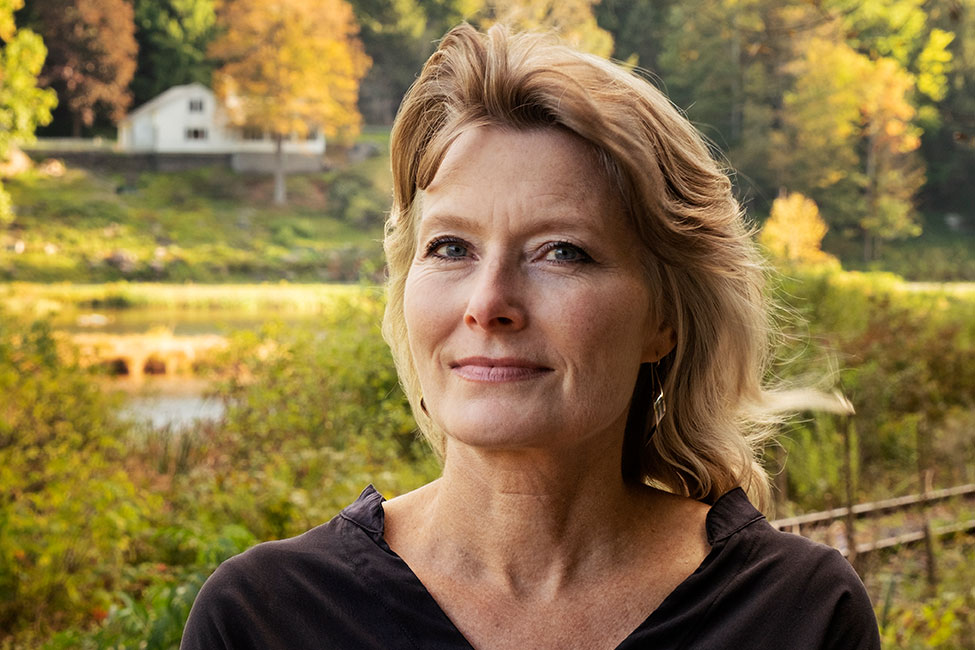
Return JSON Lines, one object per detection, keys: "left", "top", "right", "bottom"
{"left": 72, "top": 114, "right": 82, "bottom": 139}
{"left": 730, "top": 11, "right": 742, "bottom": 143}
{"left": 863, "top": 129, "right": 877, "bottom": 262}
{"left": 273, "top": 134, "right": 286, "bottom": 205}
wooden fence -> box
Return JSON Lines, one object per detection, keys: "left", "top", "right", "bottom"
{"left": 771, "top": 483, "right": 975, "bottom": 585}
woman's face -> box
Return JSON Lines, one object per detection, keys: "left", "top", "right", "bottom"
{"left": 403, "top": 126, "right": 673, "bottom": 454}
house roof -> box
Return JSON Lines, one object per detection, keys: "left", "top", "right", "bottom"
{"left": 121, "top": 83, "right": 213, "bottom": 123}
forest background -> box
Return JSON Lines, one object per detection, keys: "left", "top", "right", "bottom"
{"left": 1, "top": 0, "right": 974, "bottom": 648}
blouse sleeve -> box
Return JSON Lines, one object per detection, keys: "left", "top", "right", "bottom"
{"left": 817, "top": 550, "right": 882, "bottom": 650}
{"left": 179, "top": 562, "right": 241, "bottom": 650}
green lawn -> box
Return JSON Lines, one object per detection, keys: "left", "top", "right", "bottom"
{"left": 2, "top": 147, "right": 391, "bottom": 284}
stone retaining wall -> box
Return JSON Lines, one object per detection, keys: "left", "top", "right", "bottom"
{"left": 23, "top": 149, "right": 325, "bottom": 174}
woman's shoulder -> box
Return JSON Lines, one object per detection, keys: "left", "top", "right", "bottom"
{"left": 668, "top": 487, "right": 881, "bottom": 649}
{"left": 180, "top": 486, "right": 395, "bottom": 649}
{"left": 209, "top": 485, "right": 385, "bottom": 585}
{"left": 707, "top": 488, "right": 861, "bottom": 581}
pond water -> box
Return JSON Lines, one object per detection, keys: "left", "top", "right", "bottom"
{"left": 112, "top": 377, "right": 227, "bottom": 431}
{"left": 67, "top": 308, "right": 308, "bottom": 430}
{"left": 55, "top": 307, "right": 327, "bottom": 336}
{"left": 107, "top": 377, "right": 226, "bottom": 432}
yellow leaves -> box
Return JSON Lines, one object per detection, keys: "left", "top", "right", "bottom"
{"left": 475, "top": 0, "right": 614, "bottom": 57}
{"left": 210, "top": 0, "right": 370, "bottom": 139}
{"left": 759, "top": 191, "right": 837, "bottom": 266}
{"left": 0, "top": 0, "right": 24, "bottom": 42}
{"left": 917, "top": 28, "right": 954, "bottom": 101}
{"left": 782, "top": 33, "right": 924, "bottom": 239}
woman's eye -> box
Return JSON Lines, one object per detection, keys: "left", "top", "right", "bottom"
{"left": 428, "top": 238, "right": 470, "bottom": 259}
{"left": 543, "top": 243, "right": 590, "bottom": 263}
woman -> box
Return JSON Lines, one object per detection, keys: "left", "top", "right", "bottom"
{"left": 182, "top": 24, "right": 880, "bottom": 649}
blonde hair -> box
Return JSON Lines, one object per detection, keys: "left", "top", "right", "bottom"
{"left": 383, "top": 23, "right": 775, "bottom": 510}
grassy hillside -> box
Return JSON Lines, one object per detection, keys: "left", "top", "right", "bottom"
{"left": 2, "top": 138, "right": 392, "bottom": 284}
{"left": 822, "top": 211, "right": 975, "bottom": 282}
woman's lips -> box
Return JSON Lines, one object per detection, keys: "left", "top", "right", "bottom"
{"left": 450, "top": 357, "right": 553, "bottom": 382}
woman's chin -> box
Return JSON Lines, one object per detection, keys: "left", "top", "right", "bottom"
{"left": 438, "top": 411, "right": 561, "bottom": 452}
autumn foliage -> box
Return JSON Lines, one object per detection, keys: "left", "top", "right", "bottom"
{"left": 208, "top": 0, "right": 370, "bottom": 203}
{"left": 28, "top": 0, "right": 137, "bottom": 136}
{"left": 475, "top": 0, "right": 613, "bottom": 56}
{"left": 209, "top": 0, "right": 370, "bottom": 141}
{"left": 759, "top": 192, "right": 836, "bottom": 266}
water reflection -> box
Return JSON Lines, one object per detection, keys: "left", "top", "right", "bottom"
{"left": 110, "top": 377, "right": 225, "bottom": 431}
{"left": 64, "top": 306, "right": 321, "bottom": 431}
{"left": 62, "top": 308, "right": 325, "bottom": 335}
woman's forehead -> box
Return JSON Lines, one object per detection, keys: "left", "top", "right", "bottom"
{"left": 425, "top": 126, "right": 611, "bottom": 201}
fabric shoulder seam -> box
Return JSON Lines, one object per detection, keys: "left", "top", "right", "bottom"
{"left": 710, "top": 512, "right": 765, "bottom": 544}
{"left": 677, "top": 516, "right": 762, "bottom": 649}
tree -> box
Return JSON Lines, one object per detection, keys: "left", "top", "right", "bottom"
{"left": 23, "top": 0, "right": 137, "bottom": 136}
{"left": 859, "top": 56, "right": 925, "bottom": 258}
{"left": 595, "top": 0, "right": 675, "bottom": 69}
{"left": 780, "top": 37, "right": 924, "bottom": 259}
{"left": 209, "top": 0, "right": 370, "bottom": 205}
{"left": 130, "top": 0, "right": 217, "bottom": 107}
{"left": 473, "top": 0, "right": 614, "bottom": 56}
{"left": 347, "top": 0, "right": 427, "bottom": 124}
{"left": 759, "top": 191, "right": 836, "bottom": 265}
{"left": 0, "top": 0, "right": 56, "bottom": 224}
{"left": 918, "top": 0, "right": 974, "bottom": 213}
{"left": 777, "top": 37, "right": 868, "bottom": 229}
{"left": 655, "top": 1, "right": 851, "bottom": 205}
{"left": 348, "top": 0, "right": 478, "bottom": 124}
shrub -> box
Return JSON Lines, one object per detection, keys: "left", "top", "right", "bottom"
{"left": 771, "top": 269, "right": 975, "bottom": 502}
{"left": 325, "top": 171, "right": 387, "bottom": 229}
{"left": 0, "top": 316, "right": 157, "bottom": 642}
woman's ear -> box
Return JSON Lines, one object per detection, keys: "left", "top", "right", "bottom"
{"left": 643, "top": 321, "right": 676, "bottom": 363}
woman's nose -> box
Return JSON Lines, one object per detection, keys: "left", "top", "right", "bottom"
{"left": 463, "top": 258, "right": 527, "bottom": 331}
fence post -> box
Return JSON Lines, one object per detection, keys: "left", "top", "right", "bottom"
{"left": 843, "top": 415, "right": 858, "bottom": 568}
{"left": 916, "top": 419, "right": 938, "bottom": 591}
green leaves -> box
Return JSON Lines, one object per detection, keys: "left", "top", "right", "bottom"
{"left": 0, "top": 0, "right": 56, "bottom": 225}
{"left": 0, "top": 24, "right": 56, "bottom": 158}
{"left": 131, "top": 0, "right": 217, "bottom": 106}
{"left": 0, "top": 314, "right": 154, "bottom": 639}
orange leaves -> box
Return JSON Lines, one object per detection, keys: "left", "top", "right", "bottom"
{"left": 759, "top": 191, "right": 837, "bottom": 265}
{"left": 209, "top": 0, "right": 370, "bottom": 140}
{"left": 781, "top": 35, "right": 925, "bottom": 243}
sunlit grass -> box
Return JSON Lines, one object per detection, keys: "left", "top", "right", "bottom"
{"left": 1, "top": 162, "right": 387, "bottom": 283}
{"left": 0, "top": 281, "right": 381, "bottom": 316}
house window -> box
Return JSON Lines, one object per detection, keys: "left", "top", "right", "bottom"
{"left": 242, "top": 127, "right": 264, "bottom": 140}
{"left": 305, "top": 128, "right": 319, "bottom": 141}
{"left": 189, "top": 99, "right": 204, "bottom": 112}
{"left": 185, "top": 127, "right": 208, "bottom": 140}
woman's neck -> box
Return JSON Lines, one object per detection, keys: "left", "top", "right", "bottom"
{"left": 386, "top": 435, "right": 655, "bottom": 599}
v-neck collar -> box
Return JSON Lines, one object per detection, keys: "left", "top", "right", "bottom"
{"left": 339, "top": 485, "right": 765, "bottom": 649}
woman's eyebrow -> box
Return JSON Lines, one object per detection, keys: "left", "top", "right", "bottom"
{"left": 419, "top": 205, "right": 599, "bottom": 236}
{"left": 415, "top": 212, "right": 479, "bottom": 242}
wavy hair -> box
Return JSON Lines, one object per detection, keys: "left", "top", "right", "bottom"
{"left": 383, "top": 23, "right": 776, "bottom": 510}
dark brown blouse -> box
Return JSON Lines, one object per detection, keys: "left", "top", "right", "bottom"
{"left": 181, "top": 485, "right": 881, "bottom": 649}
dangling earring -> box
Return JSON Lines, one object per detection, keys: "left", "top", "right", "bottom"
{"left": 650, "top": 361, "right": 666, "bottom": 435}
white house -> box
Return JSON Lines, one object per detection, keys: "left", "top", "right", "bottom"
{"left": 117, "top": 83, "right": 326, "bottom": 171}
